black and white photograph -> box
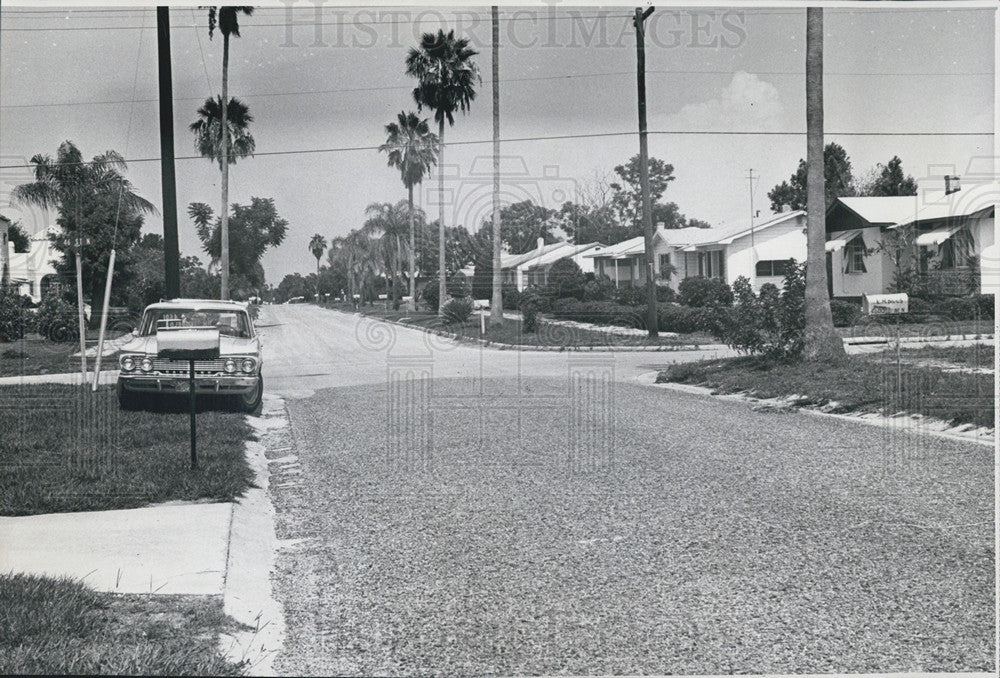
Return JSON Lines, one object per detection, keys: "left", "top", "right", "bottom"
{"left": 0, "top": 0, "right": 996, "bottom": 675}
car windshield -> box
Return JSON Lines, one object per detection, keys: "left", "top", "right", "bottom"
{"left": 139, "top": 309, "right": 251, "bottom": 338}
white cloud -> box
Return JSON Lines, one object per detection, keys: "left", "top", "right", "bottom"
{"left": 664, "top": 71, "right": 785, "bottom": 132}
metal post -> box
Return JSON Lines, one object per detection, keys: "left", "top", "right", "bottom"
{"left": 189, "top": 359, "right": 197, "bottom": 469}
{"left": 92, "top": 249, "right": 116, "bottom": 391}
{"left": 75, "top": 233, "right": 87, "bottom": 377}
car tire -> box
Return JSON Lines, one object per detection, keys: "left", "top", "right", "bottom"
{"left": 117, "top": 381, "right": 143, "bottom": 411}
{"left": 234, "top": 374, "right": 263, "bottom": 416}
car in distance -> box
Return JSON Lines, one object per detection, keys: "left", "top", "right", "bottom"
{"left": 116, "top": 299, "right": 263, "bottom": 414}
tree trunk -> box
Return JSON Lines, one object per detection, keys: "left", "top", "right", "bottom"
{"left": 220, "top": 32, "right": 230, "bottom": 301}
{"left": 490, "top": 5, "right": 504, "bottom": 327}
{"left": 803, "top": 8, "right": 845, "bottom": 362}
{"left": 438, "top": 117, "right": 447, "bottom": 316}
{"left": 408, "top": 184, "right": 417, "bottom": 311}
{"left": 394, "top": 233, "right": 402, "bottom": 310}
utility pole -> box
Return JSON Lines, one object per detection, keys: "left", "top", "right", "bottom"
{"left": 746, "top": 168, "right": 757, "bottom": 251}
{"left": 157, "top": 7, "right": 180, "bottom": 299}
{"left": 490, "top": 5, "right": 503, "bottom": 328}
{"left": 634, "top": 5, "right": 657, "bottom": 338}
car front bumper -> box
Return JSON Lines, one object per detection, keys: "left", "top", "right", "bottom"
{"left": 118, "top": 373, "right": 259, "bottom": 395}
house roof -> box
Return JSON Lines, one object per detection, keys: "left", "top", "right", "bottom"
{"left": 500, "top": 241, "right": 567, "bottom": 269}
{"left": 583, "top": 235, "right": 645, "bottom": 259}
{"left": 667, "top": 211, "right": 806, "bottom": 250}
{"left": 523, "top": 242, "right": 604, "bottom": 269}
{"left": 832, "top": 196, "right": 921, "bottom": 226}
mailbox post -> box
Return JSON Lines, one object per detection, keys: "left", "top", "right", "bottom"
{"left": 156, "top": 327, "right": 220, "bottom": 469}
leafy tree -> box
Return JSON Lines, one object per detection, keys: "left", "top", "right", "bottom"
{"left": 379, "top": 111, "right": 439, "bottom": 310}
{"left": 274, "top": 273, "right": 312, "bottom": 303}
{"left": 546, "top": 258, "right": 586, "bottom": 300}
{"left": 857, "top": 156, "right": 918, "bottom": 197}
{"left": 406, "top": 29, "right": 480, "bottom": 314}
{"left": 767, "top": 142, "right": 856, "bottom": 212}
{"left": 191, "top": 197, "right": 287, "bottom": 297}
{"left": 556, "top": 202, "right": 629, "bottom": 245}
{"left": 415, "top": 221, "right": 474, "bottom": 277}
{"left": 489, "top": 201, "right": 557, "bottom": 254}
{"left": 610, "top": 155, "right": 675, "bottom": 231}
{"left": 6, "top": 222, "right": 30, "bottom": 253}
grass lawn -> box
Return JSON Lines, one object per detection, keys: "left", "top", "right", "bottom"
{"left": 323, "top": 302, "right": 716, "bottom": 347}
{"left": 0, "top": 384, "right": 256, "bottom": 516}
{"left": 900, "top": 344, "right": 996, "bottom": 368}
{"left": 836, "top": 318, "right": 993, "bottom": 339}
{"left": 658, "top": 354, "right": 994, "bottom": 428}
{"left": 0, "top": 573, "right": 247, "bottom": 675}
{"left": 1, "top": 332, "right": 121, "bottom": 377}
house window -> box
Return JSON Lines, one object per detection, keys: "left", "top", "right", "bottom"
{"left": 697, "top": 251, "right": 723, "bottom": 279}
{"left": 755, "top": 259, "right": 792, "bottom": 277}
{"left": 843, "top": 236, "right": 867, "bottom": 274}
{"left": 938, "top": 227, "right": 973, "bottom": 269}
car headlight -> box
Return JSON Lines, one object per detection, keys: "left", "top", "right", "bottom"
{"left": 241, "top": 358, "right": 256, "bottom": 373}
{"left": 140, "top": 357, "right": 153, "bottom": 372}
{"left": 224, "top": 358, "right": 237, "bottom": 373}
{"left": 121, "top": 356, "right": 136, "bottom": 372}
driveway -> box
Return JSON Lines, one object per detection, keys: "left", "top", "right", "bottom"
{"left": 257, "top": 304, "right": 994, "bottom": 675}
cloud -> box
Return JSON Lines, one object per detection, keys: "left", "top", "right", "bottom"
{"left": 664, "top": 71, "right": 785, "bottom": 131}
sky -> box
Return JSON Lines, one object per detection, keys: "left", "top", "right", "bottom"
{"left": 0, "top": 2, "right": 994, "bottom": 283}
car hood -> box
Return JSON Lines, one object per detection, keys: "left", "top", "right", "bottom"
{"left": 120, "top": 334, "right": 258, "bottom": 356}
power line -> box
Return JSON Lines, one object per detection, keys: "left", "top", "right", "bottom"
{"left": 3, "top": 68, "right": 990, "bottom": 111}
{"left": 0, "top": 129, "right": 990, "bottom": 171}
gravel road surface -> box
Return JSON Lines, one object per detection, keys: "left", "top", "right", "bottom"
{"left": 258, "top": 304, "right": 994, "bottom": 675}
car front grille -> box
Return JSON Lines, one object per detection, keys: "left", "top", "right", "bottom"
{"left": 151, "top": 358, "right": 229, "bottom": 375}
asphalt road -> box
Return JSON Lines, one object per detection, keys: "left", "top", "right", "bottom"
{"left": 258, "top": 304, "right": 994, "bottom": 676}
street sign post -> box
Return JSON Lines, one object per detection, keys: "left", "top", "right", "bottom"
{"left": 156, "top": 327, "right": 220, "bottom": 469}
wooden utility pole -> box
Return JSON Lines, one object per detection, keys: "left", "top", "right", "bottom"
{"left": 157, "top": 7, "right": 180, "bottom": 299}
{"left": 490, "top": 6, "right": 503, "bottom": 327}
{"left": 634, "top": 6, "right": 657, "bottom": 338}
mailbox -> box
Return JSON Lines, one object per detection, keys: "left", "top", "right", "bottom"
{"left": 862, "top": 293, "right": 908, "bottom": 315}
{"left": 156, "top": 326, "right": 220, "bottom": 361}
{"left": 155, "top": 326, "right": 220, "bottom": 470}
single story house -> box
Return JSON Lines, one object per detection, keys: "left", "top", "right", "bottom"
{"left": 520, "top": 241, "right": 605, "bottom": 287}
{"left": 582, "top": 210, "right": 808, "bottom": 292}
{"left": 825, "top": 186, "right": 995, "bottom": 299}
{"left": 6, "top": 225, "right": 58, "bottom": 302}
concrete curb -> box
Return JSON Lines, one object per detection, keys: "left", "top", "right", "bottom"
{"left": 636, "top": 371, "right": 995, "bottom": 448}
{"left": 220, "top": 394, "right": 287, "bottom": 676}
{"left": 335, "top": 307, "right": 720, "bottom": 353}
{"left": 0, "top": 370, "right": 119, "bottom": 386}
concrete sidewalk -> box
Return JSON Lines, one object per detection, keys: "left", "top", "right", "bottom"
{"left": 0, "top": 369, "right": 118, "bottom": 386}
{"left": 0, "top": 502, "right": 233, "bottom": 595}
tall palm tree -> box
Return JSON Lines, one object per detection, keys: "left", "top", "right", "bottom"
{"left": 202, "top": 6, "right": 254, "bottom": 300}
{"left": 11, "top": 141, "right": 156, "bottom": 353}
{"left": 490, "top": 6, "right": 503, "bottom": 326}
{"left": 190, "top": 94, "right": 255, "bottom": 299}
{"left": 309, "top": 234, "right": 327, "bottom": 277}
{"left": 363, "top": 201, "right": 415, "bottom": 310}
{"left": 802, "top": 8, "right": 845, "bottom": 361}
{"left": 379, "top": 111, "right": 439, "bottom": 311}
{"left": 405, "top": 29, "right": 480, "bottom": 315}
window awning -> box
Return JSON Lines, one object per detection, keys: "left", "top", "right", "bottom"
{"left": 915, "top": 226, "right": 962, "bottom": 247}
{"left": 825, "top": 230, "right": 864, "bottom": 252}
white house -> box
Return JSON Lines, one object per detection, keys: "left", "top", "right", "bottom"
{"left": 520, "top": 241, "right": 605, "bottom": 287}
{"left": 6, "top": 225, "right": 59, "bottom": 302}
{"left": 825, "top": 187, "right": 995, "bottom": 299}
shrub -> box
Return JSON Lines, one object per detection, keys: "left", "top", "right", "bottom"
{"left": 830, "top": 299, "right": 862, "bottom": 327}
{"left": 518, "top": 289, "right": 546, "bottom": 333}
{"left": 975, "top": 293, "right": 995, "bottom": 320}
{"left": 546, "top": 259, "right": 586, "bottom": 301}
{"left": 613, "top": 285, "right": 646, "bottom": 307}
{"left": 582, "top": 276, "right": 616, "bottom": 302}
{"left": 501, "top": 283, "right": 521, "bottom": 311}
{"left": 446, "top": 272, "right": 471, "bottom": 299}
{"left": 678, "top": 276, "right": 733, "bottom": 307}
{"left": 35, "top": 288, "right": 79, "bottom": 342}
{"left": 0, "top": 287, "right": 29, "bottom": 342}
{"left": 714, "top": 265, "right": 805, "bottom": 361}
{"left": 441, "top": 297, "right": 474, "bottom": 325}
{"left": 420, "top": 278, "right": 441, "bottom": 313}
{"left": 930, "top": 296, "right": 979, "bottom": 322}
{"left": 656, "top": 303, "right": 700, "bottom": 334}
{"left": 656, "top": 285, "right": 677, "bottom": 303}
{"left": 520, "top": 285, "right": 551, "bottom": 313}
{"left": 550, "top": 297, "right": 581, "bottom": 319}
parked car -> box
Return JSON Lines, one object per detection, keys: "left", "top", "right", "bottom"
{"left": 116, "top": 299, "right": 263, "bottom": 413}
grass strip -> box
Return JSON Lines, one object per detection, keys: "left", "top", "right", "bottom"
{"left": 0, "top": 384, "right": 256, "bottom": 516}
{"left": 658, "top": 354, "right": 994, "bottom": 428}
{"left": 0, "top": 573, "right": 246, "bottom": 675}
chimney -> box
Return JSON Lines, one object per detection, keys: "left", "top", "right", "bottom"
{"left": 945, "top": 175, "right": 961, "bottom": 195}
{"left": 537, "top": 236, "right": 545, "bottom": 251}
{"left": 780, "top": 204, "right": 791, "bottom": 213}
{"left": 656, "top": 221, "right": 665, "bottom": 231}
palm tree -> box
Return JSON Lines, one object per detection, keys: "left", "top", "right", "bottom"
{"left": 11, "top": 141, "right": 156, "bottom": 350}
{"left": 405, "top": 29, "right": 480, "bottom": 315}
{"left": 379, "top": 112, "right": 439, "bottom": 312}
{"left": 309, "top": 234, "right": 327, "bottom": 276}
{"left": 200, "top": 6, "right": 254, "bottom": 301}
{"left": 364, "top": 201, "right": 418, "bottom": 310}
{"left": 802, "top": 8, "right": 845, "bottom": 361}
{"left": 189, "top": 93, "right": 255, "bottom": 299}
